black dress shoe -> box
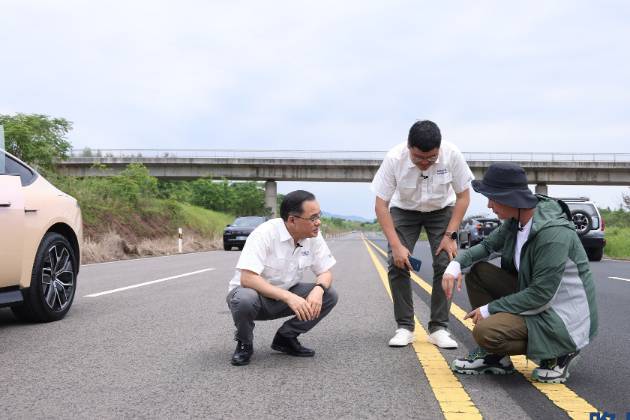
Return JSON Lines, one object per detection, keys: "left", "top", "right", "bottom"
{"left": 231, "top": 340, "right": 253, "bottom": 366}
{"left": 271, "top": 333, "right": 315, "bottom": 357}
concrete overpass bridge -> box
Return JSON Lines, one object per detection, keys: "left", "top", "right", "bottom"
{"left": 57, "top": 149, "right": 630, "bottom": 216}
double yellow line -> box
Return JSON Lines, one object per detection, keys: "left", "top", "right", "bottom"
{"left": 362, "top": 237, "right": 599, "bottom": 419}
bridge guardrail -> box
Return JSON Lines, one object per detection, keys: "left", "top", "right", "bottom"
{"left": 69, "top": 149, "right": 630, "bottom": 162}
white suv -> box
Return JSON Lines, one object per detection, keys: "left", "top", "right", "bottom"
{"left": 1, "top": 150, "right": 82, "bottom": 322}
{"left": 558, "top": 197, "right": 606, "bottom": 262}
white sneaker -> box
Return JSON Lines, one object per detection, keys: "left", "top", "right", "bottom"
{"left": 428, "top": 329, "right": 458, "bottom": 349}
{"left": 388, "top": 328, "right": 415, "bottom": 347}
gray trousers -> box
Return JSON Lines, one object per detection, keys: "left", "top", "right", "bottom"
{"left": 226, "top": 283, "right": 339, "bottom": 345}
{"left": 387, "top": 206, "right": 453, "bottom": 333}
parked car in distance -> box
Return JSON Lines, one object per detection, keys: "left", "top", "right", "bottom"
{"left": 1, "top": 149, "right": 82, "bottom": 322}
{"left": 223, "top": 216, "right": 267, "bottom": 250}
{"left": 458, "top": 216, "right": 501, "bottom": 249}
{"left": 556, "top": 197, "right": 606, "bottom": 262}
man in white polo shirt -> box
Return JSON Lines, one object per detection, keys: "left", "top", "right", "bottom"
{"left": 371, "top": 120, "right": 473, "bottom": 349}
{"left": 226, "top": 190, "right": 338, "bottom": 366}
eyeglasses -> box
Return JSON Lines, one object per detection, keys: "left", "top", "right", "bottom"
{"left": 291, "top": 212, "right": 322, "bottom": 223}
{"left": 410, "top": 154, "right": 439, "bottom": 164}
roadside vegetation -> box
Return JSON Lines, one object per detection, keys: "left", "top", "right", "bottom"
{"left": 599, "top": 208, "right": 630, "bottom": 260}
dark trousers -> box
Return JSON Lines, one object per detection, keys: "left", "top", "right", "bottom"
{"left": 466, "top": 262, "right": 528, "bottom": 355}
{"left": 387, "top": 206, "right": 453, "bottom": 333}
{"left": 226, "top": 283, "right": 339, "bottom": 345}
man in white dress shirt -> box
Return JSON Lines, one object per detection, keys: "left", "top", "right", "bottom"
{"left": 226, "top": 190, "right": 338, "bottom": 366}
{"left": 371, "top": 120, "right": 473, "bottom": 349}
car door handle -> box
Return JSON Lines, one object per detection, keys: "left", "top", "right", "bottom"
{"left": 25, "top": 208, "right": 38, "bottom": 213}
{"left": 0, "top": 202, "right": 11, "bottom": 207}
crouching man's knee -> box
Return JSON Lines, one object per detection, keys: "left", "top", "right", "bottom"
{"left": 228, "top": 287, "right": 261, "bottom": 319}
{"left": 472, "top": 319, "right": 504, "bottom": 354}
{"left": 323, "top": 286, "right": 339, "bottom": 309}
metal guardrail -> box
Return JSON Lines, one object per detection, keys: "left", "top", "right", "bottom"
{"left": 69, "top": 149, "right": 630, "bottom": 162}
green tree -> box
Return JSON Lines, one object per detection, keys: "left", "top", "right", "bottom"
{"left": 0, "top": 113, "right": 73, "bottom": 171}
{"left": 231, "top": 182, "right": 267, "bottom": 216}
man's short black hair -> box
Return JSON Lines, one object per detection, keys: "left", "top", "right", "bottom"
{"left": 408, "top": 120, "right": 441, "bottom": 151}
{"left": 280, "top": 190, "right": 316, "bottom": 221}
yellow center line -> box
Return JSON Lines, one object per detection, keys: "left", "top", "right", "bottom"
{"left": 364, "top": 237, "right": 599, "bottom": 419}
{"left": 363, "top": 239, "right": 482, "bottom": 420}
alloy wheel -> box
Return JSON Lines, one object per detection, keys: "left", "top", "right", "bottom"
{"left": 41, "top": 244, "right": 75, "bottom": 312}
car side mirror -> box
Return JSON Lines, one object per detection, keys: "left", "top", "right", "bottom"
{"left": 226, "top": 224, "right": 231, "bottom": 227}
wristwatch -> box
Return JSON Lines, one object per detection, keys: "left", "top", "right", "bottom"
{"left": 314, "top": 283, "right": 327, "bottom": 293}
{"left": 445, "top": 231, "right": 457, "bottom": 240}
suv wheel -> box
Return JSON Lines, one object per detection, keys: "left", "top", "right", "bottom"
{"left": 12, "top": 233, "right": 78, "bottom": 322}
{"left": 223, "top": 242, "right": 231, "bottom": 251}
{"left": 570, "top": 210, "right": 592, "bottom": 236}
{"left": 586, "top": 247, "right": 604, "bottom": 262}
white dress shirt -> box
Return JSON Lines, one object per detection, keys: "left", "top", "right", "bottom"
{"left": 370, "top": 141, "right": 474, "bottom": 212}
{"left": 228, "top": 218, "right": 336, "bottom": 292}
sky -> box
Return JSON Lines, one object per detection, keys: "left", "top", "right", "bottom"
{"left": 2, "top": 1, "right": 629, "bottom": 219}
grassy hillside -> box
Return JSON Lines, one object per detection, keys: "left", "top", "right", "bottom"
{"left": 46, "top": 167, "right": 235, "bottom": 262}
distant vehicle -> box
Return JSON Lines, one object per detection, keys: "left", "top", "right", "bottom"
{"left": 0, "top": 150, "right": 82, "bottom": 322}
{"left": 458, "top": 217, "right": 501, "bottom": 249}
{"left": 556, "top": 197, "right": 606, "bottom": 262}
{"left": 223, "top": 216, "right": 267, "bottom": 251}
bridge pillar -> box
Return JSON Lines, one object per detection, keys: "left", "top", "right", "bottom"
{"left": 535, "top": 183, "right": 548, "bottom": 195}
{"left": 264, "top": 180, "right": 277, "bottom": 218}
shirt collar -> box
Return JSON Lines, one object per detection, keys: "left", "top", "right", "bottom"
{"left": 277, "top": 220, "right": 293, "bottom": 242}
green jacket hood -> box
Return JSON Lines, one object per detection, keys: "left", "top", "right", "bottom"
{"left": 529, "top": 195, "right": 574, "bottom": 238}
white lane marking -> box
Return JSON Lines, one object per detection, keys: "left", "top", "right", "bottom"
{"left": 609, "top": 276, "right": 630, "bottom": 282}
{"left": 84, "top": 268, "right": 215, "bottom": 297}
{"left": 81, "top": 251, "right": 217, "bottom": 267}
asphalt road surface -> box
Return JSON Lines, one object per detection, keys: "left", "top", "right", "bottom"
{"left": 1, "top": 232, "right": 628, "bottom": 419}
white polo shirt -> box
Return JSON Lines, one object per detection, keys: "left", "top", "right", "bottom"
{"left": 370, "top": 141, "right": 474, "bottom": 212}
{"left": 228, "top": 218, "right": 337, "bottom": 292}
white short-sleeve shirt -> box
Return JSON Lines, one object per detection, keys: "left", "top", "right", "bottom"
{"left": 228, "top": 218, "right": 337, "bottom": 292}
{"left": 370, "top": 141, "right": 474, "bottom": 212}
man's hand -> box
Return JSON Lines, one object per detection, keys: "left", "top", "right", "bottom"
{"left": 285, "top": 292, "right": 314, "bottom": 321}
{"left": 392, "top": 244, "right": 412, "bottom": 270}
{"left": 435, "top": 235, "right": 458, "bottom": 261}
{"left": 306, "top": 286, "right": 324, "bottom": 319}
{"left": 464, "top": 308, "right": 484, "bottom": 325}
{"left": 442, "top": 272, "right": 462, "bottom": 300}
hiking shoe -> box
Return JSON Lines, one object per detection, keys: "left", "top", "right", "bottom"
{"left": 451, "top": 347, "right": 515, "bottom": 375}
{"left": 532, "top": 351, "right": 580, "bottom": 383}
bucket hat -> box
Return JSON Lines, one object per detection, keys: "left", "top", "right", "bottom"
{"left": 472, "top": 162, "right": 538, "bottom": 209}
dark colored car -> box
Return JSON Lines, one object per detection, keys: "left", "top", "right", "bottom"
{"left": 557, "top": 197, "right": 606, "bottom": 262}
{"left": 458, "top": 217, "right": 501, "bottom": 249}
{"left": 223, "top": 216, "right": 267, "bottom": 251}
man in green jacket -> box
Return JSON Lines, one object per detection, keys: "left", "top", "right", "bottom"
{"left": 442, "top": 162, "right": 598, "bottom": 383}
